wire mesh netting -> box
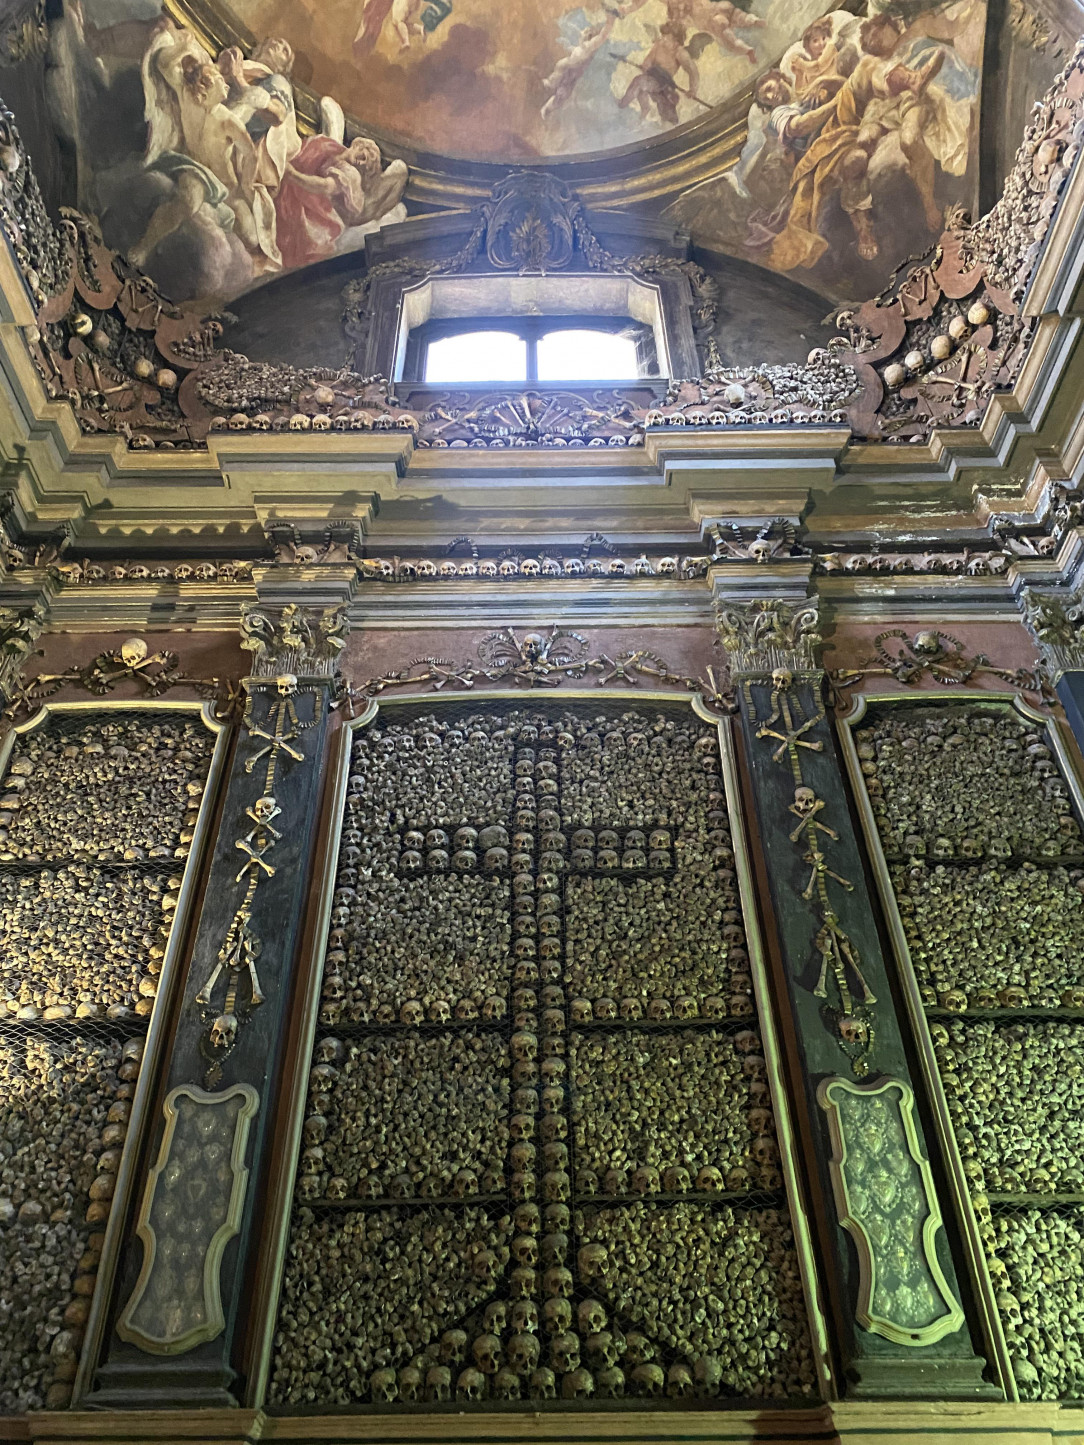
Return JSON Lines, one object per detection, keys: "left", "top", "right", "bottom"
{"left": 0, "top": 708, "right": 209, "bottom": 1410}
{"left": 858, "top": 699, "right": 1084, "bottom": 1400}
{"left": 0, "top": 1018, "right": 145, "bottom": 1411}
{"left": 270, "top": 700, "right": 816, "bottom": 1411}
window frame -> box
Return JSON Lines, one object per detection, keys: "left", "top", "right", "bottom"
{"left": 405, "top": 314, "right": 658, "bottom": 385}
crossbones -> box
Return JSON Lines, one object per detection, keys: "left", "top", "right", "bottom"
{"left": 196, "top": 904, "right": 265, "bottom": 1013}
{"left": 788, "top": 786, "right": 837, "bottom": 842}
{"left": 235, "top": 830, "right": 277, "bottom": 881}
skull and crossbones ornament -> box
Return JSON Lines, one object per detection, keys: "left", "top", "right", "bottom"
{"left": 235, "top": 794, "right": 282, "bottom": 881}
{"left": 243, "top": 674, "right": 315, "bottom": 780}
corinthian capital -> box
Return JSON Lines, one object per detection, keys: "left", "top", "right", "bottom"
{"left": 713, "top": 596, "right": 822, "bottom": 678}
{"left": 1021, "top": 586, "right": 1084, "bottom": 683}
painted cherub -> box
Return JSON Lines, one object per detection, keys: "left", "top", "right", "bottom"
{"left": 667, "top": 0, "right": 764, "bottom": 64}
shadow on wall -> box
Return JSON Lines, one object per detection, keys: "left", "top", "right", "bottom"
{"left": 220, "top": 240, "right": 830, "bottom": 372}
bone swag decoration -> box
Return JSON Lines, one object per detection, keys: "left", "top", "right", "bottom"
{"left": 721, "top": 599, "right": 875, "bottom": 1073}
{"left": 197, "top": 605, "right": 345, "bottom": 1083}
{"left": 353, "top": 623, "right": 729, "bottom": 707}
{"left": 0, "top": 634, "right": 239, "bottom": 722}
{"left": 829, "top": 630, "right": 1046, "bottom": 699}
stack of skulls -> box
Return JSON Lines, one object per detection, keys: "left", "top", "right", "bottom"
{"left": 0, "top": 869, "right": 182, "bottom": 1021}
{"left": 321, "top": 714, "right": 513, "bottom": 1024}
{"left": 856, "top": 708, "right": 1082, "bottom": 864}
{"left": 571, "top": 1029, "right": 777, "bottom": 1196}
{"left": 983, "top": 1207, "right": 1084, "bottom": 1399}
{"left": 864, "top": 703, "right": 1084, "bottom": 1403}
{"left": 300, "top": 1033, "right": 510, "bottom": 1203}
{"left": 0, "top": 1030, "right": 143, "bottom": 1410}
{"left": 0, "top": 717, "right": 211, "bottom": 863}
{"left": 280, "top": 706, "right": 806, "bottom": 1408}
{"left": 932, "top": 1018, "right": 1084, "bottom": 1196}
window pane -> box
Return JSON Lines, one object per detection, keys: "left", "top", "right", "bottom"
{"left": 425, "top": 331, "right": 527, "bottom": 383}
{"left": 536, "top": 328, "right": 639, "bottom": 381}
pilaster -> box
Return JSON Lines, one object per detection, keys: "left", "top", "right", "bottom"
{"left": 82, "top": 588, "right": 350, "bottom": 1407}
{"left": 713, "top": 581, "right": 995, "bottom": 1398}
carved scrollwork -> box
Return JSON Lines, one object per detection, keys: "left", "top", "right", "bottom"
{"left": 714, "top": 599, "right": 822, "bottom": 679}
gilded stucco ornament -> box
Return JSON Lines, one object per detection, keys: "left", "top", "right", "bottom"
{"left": 818, "top": 1077, "right": 965, "bottom": 1346}
{"left": 714, "top": 598, "right": 821, "bottom": 679}
{"left": 239, "top": 602, "right": 348, "bottom": 679}
{"left": 0, "top": 601, "right": 43, "bottom": 701}
{"left": 1021, "top": 587, "right": 1084, "bottom": 683}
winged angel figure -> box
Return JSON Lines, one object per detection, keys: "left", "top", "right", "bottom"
{"left": 128, "top": 19, "right": 406, "bottom": 292}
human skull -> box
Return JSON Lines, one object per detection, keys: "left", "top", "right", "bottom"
{"left": 398, "top": 1366, "right": 422, "bottom": 1401}
{"left": 512, "top": 1234, "right": 538, "bottom": 1268}
{"left": 511, "top": 1300, "right": 539, "bottom": 1335}
{"left": 667, "top": 1364, "right": 694, "bottom": 1397}
{"left": 562, "top": 1367, "right": 594, "bottom": 1399}
{"left": 120, "top": 637, "right": 149, "bottom": 667}
{"left": 210, "top": 1013, "right": 237, "bottom": 1049}
{"left": 491, "top": 1368, "right": 520, "bottom": 1400}
{"left": 578, "top": 1298, "right": 607, "bottom": 1335}
{"left": 370, "top": 1367, "right": 398, "bottom": 1402}
{"left": 550, "top": 1332, "right": 580, "bottom": 1373}
{"left": 440, "top": 1329, "right": 468, "bottom": 1364}
{"left": 456, "top": 1367, "right": 485, "bottom": 1402}
{"left": 631, "top": 1363, "right": 665, "bottom": 1397}
{"left": 631, "top": 1165, "right": 660, "bottom": 1194}
{"left": 694, "top": 1356, "right": 722, "bottom": 1396}
{"left": 508, "top": 1333, "right": 540, "bottom": 1374}
{"left": 473, "top": 1334, "right": 502, "bottom": 1375}
{"left": 276, "top": 674, "right": 298, "bottom": 696}
{"left": 793, "top": 786, "right": 819, "bottom": 816}
{"left": 543, "top": 1264, "right": 573, "bottom": 1298}
{"left": 426, "top": 1366, "right": 451, "bottom": 1401}
{"left": 529, "top": 1367, "right": 556, "bottom": 1399}
{"left": 577, "top": 1242, "right": 607, "bottom": 1279}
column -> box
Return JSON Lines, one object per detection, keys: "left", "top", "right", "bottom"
{"left": 83, "top": 589, "right": 351, "bottom": 1408}
{"left": 715, "top": 581, "right": 996, "bottom": 1398}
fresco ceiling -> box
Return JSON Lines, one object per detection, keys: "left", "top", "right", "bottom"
{"left": 29, "top": 0, "right": 1009, "bottom": 314}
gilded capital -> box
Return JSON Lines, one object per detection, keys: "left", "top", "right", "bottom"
{"left": 1020, "top": 587, "right": 1084, "bottom": 684}
{"left": 713, "top": 597, "right": 822, "bottom": 678}
{"left": 239, "top": 602, "right": 349, "bottom": 681}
